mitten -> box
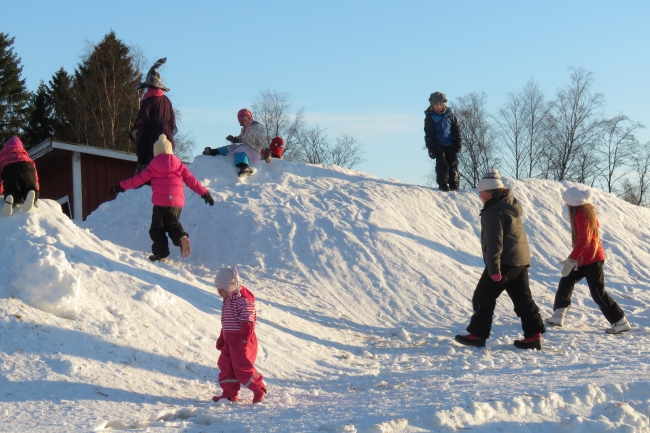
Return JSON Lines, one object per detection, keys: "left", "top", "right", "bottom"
{"left": 203, "top": 147, "right": 212, "bottom": 155}
{"left": 109, "top": 185, "right": 125, "bottom": 196}
{"left": 202, "top": 192, "right": 214, "bottom": 206}
{"left": 453, "top": 139, "right": 462, "bottom": 153}
{"left": 490, "top": 274, "right": 502, "bottom": 282}
{"left": 561, "top": 257, "right": 578, "bottom": 277}
{"left": 428, "top": 150, "right": 435, "bottom": 159}
{"left": 216, "top": 330, "right": 224, "bottom": 350}
{"left": 226, "top": 135, "right": 237, "bottom": 143}
{"left": 240, "top": 322, "right": 254, "bottom": 346}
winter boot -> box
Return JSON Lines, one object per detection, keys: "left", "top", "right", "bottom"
{"left": 2, "top": 195, "right": 14, "bottom": 217}
{"left": 212, "top": 394, "right": 238, "bottom": 403}
{"left": 149, "top": 254, "right": 167, "bottom": 263}
{"left": 252, "top": 387, "right": 267, "bottom": 404}
{"left": 237, "top": 163, "right": 254, "bottom": 178}
{"left": 262, "top": 148, "right": 272, "bottom": 163}
{"left": 22, "top": 190, "right": 36, "bottom": 212}
{"left": 545, "top": 307, "right": 569, "bottom": 327}
{"left": 449, "top": 184, "right": 459, "bottom": 191}
{"left": 439, "top": 184, "right": 450, "bottom": 192}
{"left": 454, "top": 334, "right": 486, "bottom": 348}
{"left": 605, "top": 317, "right": 631, "bottom": 334}
{"left": 180, "top": 236, "right": 191, "bottom": 258}
{"left": 514, "top": 333, "right": 542, "bottom": 350}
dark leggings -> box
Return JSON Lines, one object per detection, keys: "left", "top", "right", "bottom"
{"left": 467, "top": 266, "right": 546, "bottom": 339}
{"left": 149, "top": 205, "right": 188, "bottom": 258}
{"left": 553, "top": 260, "right": 625, "bottom": 324}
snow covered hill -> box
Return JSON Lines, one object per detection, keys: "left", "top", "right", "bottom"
{"left": 1, "top": 156, "right": 650, "bottom": 432}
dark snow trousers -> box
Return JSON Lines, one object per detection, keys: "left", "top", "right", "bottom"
{"left": 553, "top": 260, "right": 625, "bottom": 324}
{"left": 434, "top": 145, "right": 459, "bottom": 188}
{"left": 149, "top": 205, "right": 188, "bottom": 259}
{"left": 1, "top": 162, "right": 38, "bottom": 205}
{"left": 467, "top": 266, "right": 546, "bottom": 339}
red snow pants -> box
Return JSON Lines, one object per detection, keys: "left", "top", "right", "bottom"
{"left": 218, "top": 331, "right": 265, "bottom": 398}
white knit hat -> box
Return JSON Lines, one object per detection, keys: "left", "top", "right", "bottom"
{"left": 477, "top": 169, "right": 504, "bottom": 192}
{"left": 153, "top": 134, "right": 173, "bottom": 157}
{"left": 562, "top": 186, "right": 593, "bottom": 206}
{"left": 214, "top": 266, "right": 241, "bottom": 294}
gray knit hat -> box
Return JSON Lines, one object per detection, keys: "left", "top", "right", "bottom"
{"left": 137, "top": 58, "right": 170, "bottom": 92}
{"left": 477, "top": 169, "right": 505, "bottom": 192}
{"left": 429, "top": 92, "right": 447, "bottom": 104}
{"left": 214, "top": 266, "right": 241, "bottom": 294}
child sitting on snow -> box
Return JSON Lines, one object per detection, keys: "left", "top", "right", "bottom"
{"left": 1, "top": 136, "right": 40, "bottom": 217}
{"left": 202, "top": 108, "right": 270, "bottom": 178}
{"left": 213, "top": 266, "right": 267, "bottom": 404}
{"left": 109, "top": 134, "right": 214, "bottom": 262}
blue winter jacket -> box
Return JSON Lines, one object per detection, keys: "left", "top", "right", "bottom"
{"left": 424, "top": 107, "right": 461, "bottom": 151}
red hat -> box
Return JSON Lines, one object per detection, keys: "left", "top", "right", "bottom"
{"left": 270, "top": 136, "right": 284, "bottom": 158}
{"left": 237, "top": 108, "right": 253, "bottom": 126}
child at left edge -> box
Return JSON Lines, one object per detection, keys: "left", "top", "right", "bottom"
{"left": 109, "top": 134, "right": 214, "bottom": 261}
{"left": 1, "top": 136, "right": 40, "bottom": 217}
{"left": 213, "top": 266, "right": 267, "bottom": 404}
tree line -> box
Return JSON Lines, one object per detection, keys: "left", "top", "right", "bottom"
{"left": 446, "top": 67, "right": 649, "bottom": 207}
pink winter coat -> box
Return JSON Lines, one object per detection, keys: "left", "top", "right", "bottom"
{"left": 120, "top": 153, "right": 207, "bottom": 207}
{"left": 0, "top": 136, "right": 40, "bottom": 195}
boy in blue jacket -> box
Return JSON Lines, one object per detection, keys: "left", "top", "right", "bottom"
{"left": 424, "top": 92, "right": 462, "bottom": 191}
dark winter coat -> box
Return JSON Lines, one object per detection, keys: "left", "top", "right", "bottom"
{"left": 424, "top": 107, "right": 461, "bottom": 152}
{"left": 480, "top": 194, "right": 531, "bottom": 276}
{"left": 130, "top": 95, "right": 177, "bottom": 166}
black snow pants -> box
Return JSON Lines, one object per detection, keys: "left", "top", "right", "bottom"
{"left": 434, "top": 144, "right": 459, "bottom": 188}
{"left": 553, "top": 260, "right": 625, "bottom": 324}
{"left": 149, "top": 205, "right": 188, "bottom": 258}
{"left": 1, "top": 161, "right": 38, "bottom": 205}
{"left": 467, "top": 265, "right": 546, "bottom": 339}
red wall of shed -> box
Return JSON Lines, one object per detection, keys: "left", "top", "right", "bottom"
{"left": 81, "top": 153, "right": 137, "bottom": 220}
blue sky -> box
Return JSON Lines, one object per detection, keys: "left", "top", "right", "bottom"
{"left": 4, "top": 0, "right": 649, "bottom": 186}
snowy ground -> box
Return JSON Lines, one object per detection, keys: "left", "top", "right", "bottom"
{"left": 1, "top": 155, "right": 650, "bottom": 432}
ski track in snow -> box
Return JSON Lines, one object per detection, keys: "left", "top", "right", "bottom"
{"left": 0, "top": 156, "right": 649, "bottom": 432}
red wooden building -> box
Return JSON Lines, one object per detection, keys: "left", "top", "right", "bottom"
{"left": 29, "top": 139, "right": 138, "bottom": 221}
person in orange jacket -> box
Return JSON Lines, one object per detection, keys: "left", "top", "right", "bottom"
{"left": 213, "top": 266, "right": 266, "bottom": 404}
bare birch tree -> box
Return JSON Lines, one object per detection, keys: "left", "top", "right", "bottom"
{"left": 455, "top": 92, "right": 500, "bottom": 188}
{"left": 620, "top": 142, "right": 650, "bottom": 206}
{"left": 251, "top": 89, "right": 304, "bottom": 161}
{"left": 520, "top": 79, "right": 550, "bottom": 178}
{"left": 329, "top": 133, "right": 366, "bottom": 169}
{"left": 597, "top": 114, "right": 643, "bottom": 193}
{"left": 493, "top": 90, "right": 526, "bottom": 179}
{"left": 546, "top": 67, "right": 604, "bottom": 182}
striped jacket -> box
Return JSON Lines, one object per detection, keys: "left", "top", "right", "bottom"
{"left": 221, "top": 286, "right": 257, "bottom": 332}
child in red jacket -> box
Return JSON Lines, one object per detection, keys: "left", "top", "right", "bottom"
{"left": 546, "top": 187, "right": 631, "bottom": 334}
{"left": 109, "top": 134, "right": 214, "bottom": 261}
{"left": 1, "top": 136, "right": 40, "bottom": 217}
{"left": 213, "top": 266, "right": 266, "bottom": 404}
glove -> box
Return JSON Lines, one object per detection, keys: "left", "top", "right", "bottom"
{"left": 428, "top": 150, "right": 435, "bottom": 159}
{"left": 490, "top": 274, "right": 502, "bottom": 282}
{"left": 216, "top": 330, "right": 224, "bottom": 351}
{"left": 240, "top": 322, "right": 254, "bottom": 347}
{"left": 202, "top": 191, "right": 214, "bottom": 206}
{"left": 453, "top": 140, "right": 462, "bottom": 153}
{"left": 203, "top": 147, "right": 212, "bottom": 155}
{"left": 561, "top": 257, "right": 578, "bottom": 277}
{"left": 226, "top": 135, "right": 237, "bottom": 143}
{"left": 109, "top": 185, "right": 125, "bottom": 196}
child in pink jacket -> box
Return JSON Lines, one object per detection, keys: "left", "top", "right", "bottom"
{"left": 109, "top": 134, "right": 214, "bottom": 261}
{"left": 1, "top": 136, "right": 40, "bottom": 217}
{"left": 213, "top": 266, "right": 267, "bottom": 404}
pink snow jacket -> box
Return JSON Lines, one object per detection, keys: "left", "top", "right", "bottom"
{"left": 120, "top": 153, "right": 207, "bottom": 207}
{"left": 0, "top": 136, "right": 40, "bottom": 195}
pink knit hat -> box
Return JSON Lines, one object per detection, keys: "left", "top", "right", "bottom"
{"left": 214, "top": 266, "right": 241, "bottom": 294}
{"left": 237, "top": 109, "right": 253, "bottom": 126}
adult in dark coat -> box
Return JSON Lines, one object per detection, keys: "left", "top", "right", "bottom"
{"left": 130, "top": 58, "right": 177, "bottom": 171}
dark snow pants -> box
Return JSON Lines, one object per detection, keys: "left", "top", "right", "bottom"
{"left": 553, "top": 260, "right": 625, "bottom": 324}
{"left": 218, "top": 331, "right": 265, "bottom": 398}
{"left": 467, "top": 266, "right": 546, "bottom": 339}
{"left": 434, "top": 144, "right": 459, "bottom": 188}
{"left": 149, "top": 205, "right": 188, "bottom": 258}
{"left": 1, "top": 162, "right": 38, "bottom": 205}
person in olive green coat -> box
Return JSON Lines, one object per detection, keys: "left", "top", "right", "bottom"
{"left": 455, "top": 169, "right": 546, "bottom": 350}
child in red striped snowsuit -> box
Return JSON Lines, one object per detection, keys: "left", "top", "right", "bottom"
{"left": 213, "top": 266, "right": 266, "bottom": 404}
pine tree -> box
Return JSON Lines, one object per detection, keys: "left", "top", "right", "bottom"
{"left": 22, "top": 81, "right": 55, "bottom": 148}
{"left": 47, "top": 67, "right": 75, "bottom": 142}
{"left": 70, "top": 31, "right": 141, "bottom": 151}
{"left": 0, "top": 33, "right": 31, "bottom": 145}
